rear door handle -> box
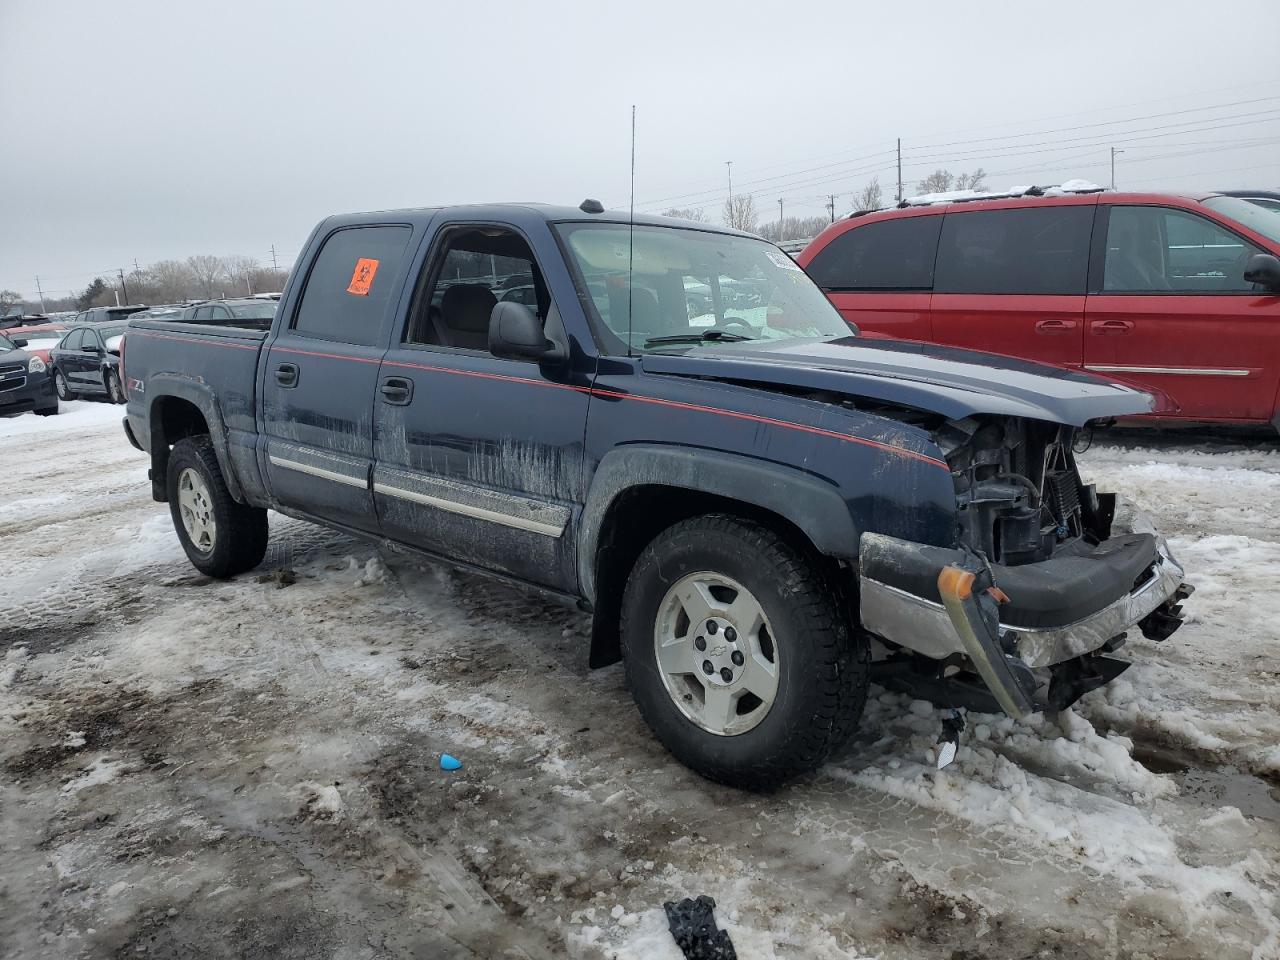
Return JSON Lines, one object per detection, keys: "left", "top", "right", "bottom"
{"left": 1091, "top": 319, "right": 1134, "bottom": 335}
{"left": 379, "top": 376, "right": 413, "bottom": 405}
{"left": 1035, "top": 318, "right": 1078, "bottom": 333}
{"left": 275, "top": 362, "right": 299, "bottom": 387}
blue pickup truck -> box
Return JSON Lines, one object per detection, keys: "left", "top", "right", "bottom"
{"left": 121, "top": 203, "right": 1190, "bottom": 787}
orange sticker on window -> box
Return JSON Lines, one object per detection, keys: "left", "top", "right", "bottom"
{"left": 346, "top": 258, "right": 380, "bottom": 296}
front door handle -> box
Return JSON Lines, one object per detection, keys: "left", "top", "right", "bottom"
{"left": 1091, "top": 319, "right": 1134, "bottom": 335}
{"left": 379, "top": 376, "right": 413, "bottom": 405}
{"left": 275, "top": 362, "right": 299, "bottom": 387}
{"left": 1035, "top": 318, "right": 1078, "bottom": 333}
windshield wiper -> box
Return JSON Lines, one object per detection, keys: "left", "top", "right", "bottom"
{"left": 643, "top": 330, "right": 754, "bottom": 348}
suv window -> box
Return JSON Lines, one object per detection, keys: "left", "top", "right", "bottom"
{"left": 806, "top": 216, "right": 942, "bottom": 291}
{"left": 62, "top": 329, "right": 85, "bottom": 350}
{"left": 293, "top": 225, "right": 412, "bottom": 345}
{"left": 405, "top": 226, "right": 550, "bottom": 351}
{"left": 934, "top": 206, "right": 1093, "bottom": 295}
{"left": 1104, "top": 206, "right": 1264, "bottom": 293}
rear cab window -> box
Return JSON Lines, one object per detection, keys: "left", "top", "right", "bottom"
{"left": 292, "top": 225, "right": 413, "bottom": 345}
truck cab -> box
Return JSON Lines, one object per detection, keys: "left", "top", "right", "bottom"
{"left": 121, "top": 203, "right": 1191, "bottom": 789}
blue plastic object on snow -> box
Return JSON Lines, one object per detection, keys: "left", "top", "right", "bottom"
{"left": 440, "top": 754, "right": 463, "bottom": 771}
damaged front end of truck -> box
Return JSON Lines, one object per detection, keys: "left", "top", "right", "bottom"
{"left": 860, "top": 414, "right": 1192, "bottom": 719}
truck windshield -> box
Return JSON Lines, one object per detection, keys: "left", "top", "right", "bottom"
{"left": 556, "top": 222, "right": 852, "bottom": 353}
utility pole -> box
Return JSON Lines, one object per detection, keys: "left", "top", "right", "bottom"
{"left": 117, "top": 268, "right": 130, "bottom": 305}
{"left": 896, "top": 138, "right": 903, "bottom": 204}
{"left": 133, "top": 258, "right": 140, "bottom": 272}
{"left": 34, "top": 277, "right": 46, "bottom": 313}
{"left": 725, "top": 161, "right": 734, "bottom": 206}
{"left": 827, "top": 194, "right": 837, "bottom": 223}
{"left": 778, "top": 198, "right": 784, "bottom": 238}
{"left": 1110, "top": 147, "right": 1124, "bottom": 190}
{"left": 270, "top": 245, "right": 279, "bottom": 272}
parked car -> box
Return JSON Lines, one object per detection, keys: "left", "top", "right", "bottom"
{"left": 798, "top": 189, "right": 1280, "bottom": 430}
{"left": 50, "top": 322, "right": 129, "bottom": 403}
{"left": 121, "top": 203, "right": 1190, "bottom": 788}
{"left": 0, "top": 322, "right": 69, "bottom": 366}
{"left": 70, "top": 305, "right": 148, "bottom": 325}
{"left": 0, "top": 331, "right": 58, "bottom": 417}
{"left": 181, "top": 299, "right": 277, "bottom": 327}
{"left": 1218, "top": 189, "right": 1280, "bottom": 213}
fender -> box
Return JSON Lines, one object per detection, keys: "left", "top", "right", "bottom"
{"left": 577, "top": 444, "right": 858, "bottom": 605}
{"left": 144, "top": 375, "right": 246, "bottom": 504}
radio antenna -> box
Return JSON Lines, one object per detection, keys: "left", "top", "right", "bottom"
{"left": 627, "top": 104, "right": 636, "bottom": 358}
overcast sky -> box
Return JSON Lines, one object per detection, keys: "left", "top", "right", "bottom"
{"left": 2, "top": 0, "right": 1277, "bottom": 302}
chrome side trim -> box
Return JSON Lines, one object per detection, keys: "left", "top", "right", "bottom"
{"left": 268, "top": 455, "right": 367, "bottom": 489}
{"left": 373, "top": 482, "right": 565, "bottom": 537}
{"left": 372, "top": 469, "right": 568, "bottom": 539}
{"left": 1084, "top": 364, "right": 1250, "bottom": 377}
{"left": 860, "top": 540, "right": 1185, "bottom": 668}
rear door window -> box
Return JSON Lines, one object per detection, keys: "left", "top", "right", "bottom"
{"left": 292, "top": 225, "right": 413, "bottom": 345}
{"left": 1103, "top": 206, "right": 1264, "bottom": 293}
{"left": 934, "top": 206, "right": 1093, "bottom": 295}
{"left": 805, "top": 216, "right": 942, "bottom": 290}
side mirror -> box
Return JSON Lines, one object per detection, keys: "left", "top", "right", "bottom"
{"left": 83, "top": 342, "right": 102, "bottom": 353}
{"left": 1243, "top": 252, "right": 1280, "bottom": 292}
{"left": 488, "top": 301, "right": 562, "bottom": 362}
{"left": 10, "top": 337, "right": 27, "bottom": 348}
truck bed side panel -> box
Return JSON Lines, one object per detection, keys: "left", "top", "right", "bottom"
{"left": 124, "top": 321, "right": 269, "bottom": 507}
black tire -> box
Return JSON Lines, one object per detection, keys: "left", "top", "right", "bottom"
{"left": 105, "top": 368, "right": 124, "bottom": 404}
{"left": 166, "top": 436, "right": 268, "bottom": 578}
{"left": 53, "top": 369, "right": 75, "bottom": 401}
{"left": 620, "top": 514, "right": 868, "bottom": 790}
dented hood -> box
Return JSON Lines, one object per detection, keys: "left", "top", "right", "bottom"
{"left": 639, "top": 336, "right": 1161, "bottom": 426}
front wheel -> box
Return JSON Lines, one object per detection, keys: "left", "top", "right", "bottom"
{"left": 166, "top": 436, "right": 268, "bottom": 578}
{"left": 620, "top": 514, "right": 868, "bottom": 790}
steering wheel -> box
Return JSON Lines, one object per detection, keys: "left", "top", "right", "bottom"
{"left": 716, "top": 318, "right": 755, "bottom": 334}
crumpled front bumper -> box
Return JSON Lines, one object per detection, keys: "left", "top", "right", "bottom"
{"left": 858, "top": 506, "right": 1186, "bottom": 672}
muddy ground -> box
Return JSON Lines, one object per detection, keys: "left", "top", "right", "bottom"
{"left": 1, "top": 404, "right": 1278, "bottom": 959}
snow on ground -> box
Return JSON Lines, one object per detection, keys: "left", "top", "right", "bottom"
{"left": 0, "top": 410, "right": 1277, "bottom": 960}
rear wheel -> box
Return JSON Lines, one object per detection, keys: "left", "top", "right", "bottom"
{"left": 620, "top": 514, "right": 868, "bottom": 790}
{"left": 105, "top": 368, "right": 124, "bottom": 404}
{"left": 166, "top": 436, "right": 268, "bottom": 578}
{"left": 54, "top": 369, "right": 75, "bottom": 401}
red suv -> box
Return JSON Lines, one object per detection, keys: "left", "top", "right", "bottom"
{"left": 798, "top": 190, "right": 1280, "bottom": 429}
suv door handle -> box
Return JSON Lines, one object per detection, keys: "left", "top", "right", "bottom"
{"left": 275, "top": 362, "right": 299, "bottom": 387}
{"left": 379, "top": 376, "right": 413, "bottom": 405}
{"left": 1035, "top": 318, "right": 1077, "bottom": 333}
{"left": 1091, "top": 319, "right": 1134, "bottom": 335}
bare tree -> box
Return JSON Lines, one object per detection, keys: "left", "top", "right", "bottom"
{"left": 222, "top": 255, "right": 261, "bottom": 296}
{"left": 953, "top": 167, "right": 988, "bottom": 191}
{"left": 917, "top": 169, "right": 954, "bottom": 194}
{"left": 0, "top": 290, "right": 22, "bottom": 315}
{"left": 853, "top": 178, "right": 883, "bottom": 212}
{"left": 661, "top": 207, "right": 708, "bottom": 222}
{"left": 722, "top": 194, "right": 758, "bottom": 233}
{"left": 759, "top": 215, "right": 831, "bottom": 243}
{"left": 917, "top": 168, "right": 988, "bottom": 196}
{"left": 186, "top": 255, "right": 225, "bottom": 299}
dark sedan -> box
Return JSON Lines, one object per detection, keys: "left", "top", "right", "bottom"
{"left": 50, "top": 323, "right": 130, "bottom": 404}
{"left": 0, "top": 331, "right": 58, "bottom": 417}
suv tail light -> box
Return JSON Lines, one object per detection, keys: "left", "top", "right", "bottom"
{"left": 119, "top": 333, "right": 127, "bottom": 399}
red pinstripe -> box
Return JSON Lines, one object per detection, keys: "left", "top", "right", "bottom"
{"left": 129, "top": 331, "right": 947, "bottom": 469}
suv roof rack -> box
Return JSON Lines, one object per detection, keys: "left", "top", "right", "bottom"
{"left": 851, "top": 179, "right": 1106, "bottom": 217}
